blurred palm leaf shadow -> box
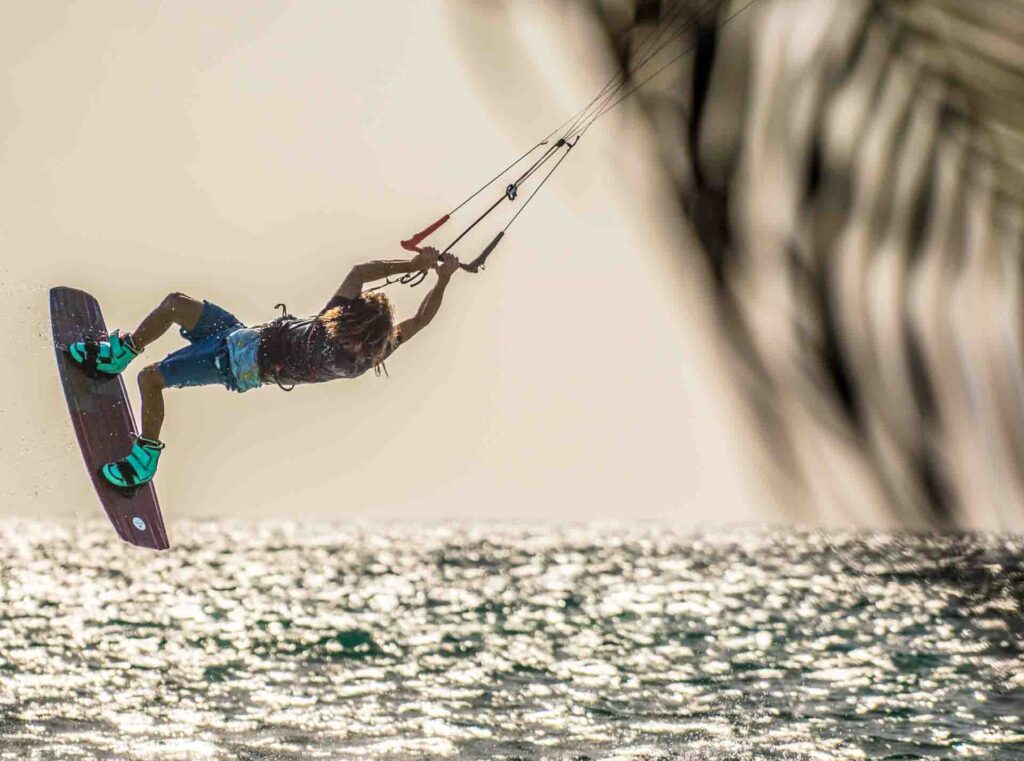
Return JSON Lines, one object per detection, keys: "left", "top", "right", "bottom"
{"left": 455, "top": 0, "right": 1024, "bottom": 529}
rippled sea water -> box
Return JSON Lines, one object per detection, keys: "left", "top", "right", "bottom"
{"left": 1, "top": 520, "right": 1023, "bottom": 760}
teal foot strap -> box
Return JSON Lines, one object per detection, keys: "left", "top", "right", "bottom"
{"left": 101, "top": 437, "right": 164, "bottom": 489}
{"left": 69, "top": 330, "right": 141, "bottom": 376}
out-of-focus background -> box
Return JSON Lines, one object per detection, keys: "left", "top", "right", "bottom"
{"left": 0, "top": 2, "right": 764, "bottom": 525}
{"left": 584, "top": 0, "right": 1024, "bottom": 531}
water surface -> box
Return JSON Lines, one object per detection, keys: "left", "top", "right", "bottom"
{"left": 0, "top": 520, "right": 1022, "bottom": 759}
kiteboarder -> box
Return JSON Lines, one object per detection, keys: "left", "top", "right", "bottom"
{"left": 67, "top": 247, "right": 460, "bottom": 489}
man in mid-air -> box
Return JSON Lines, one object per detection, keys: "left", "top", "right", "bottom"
{"left": 69, "top": 248, "right": 459, "bottom": 488}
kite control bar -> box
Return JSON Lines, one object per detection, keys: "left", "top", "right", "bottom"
{"left": 396, "top": 227, "right": 504, "bottom": 287}
{"left": 401, "top": 206, "right": 507, "bottom": 276}
{"left": 400, "top": 202, "right": 508, "bottom": 284}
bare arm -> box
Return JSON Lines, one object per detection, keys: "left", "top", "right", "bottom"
{"left": 335, "top": 249, "right": 438, "bottom": 300}
{"left": 394, "top": 253, "right": 459, "bottom": 345}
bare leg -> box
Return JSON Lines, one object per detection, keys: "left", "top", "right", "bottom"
{"left": 132, "top": 292, "right": 204, "bottom": 350}
{"left": 131, "top": 292, "right": 202, "bottom": 441}
{"left": 138, "top": 364, "right": 166, "bottom": 441}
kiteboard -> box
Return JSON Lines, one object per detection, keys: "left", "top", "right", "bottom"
{"left": 50, "top": 287, "right": 169, "bottom": 550}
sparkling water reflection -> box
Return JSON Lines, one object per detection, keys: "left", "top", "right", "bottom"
{"left": 0, "top": 521, "right": 1022, "bottom": 759}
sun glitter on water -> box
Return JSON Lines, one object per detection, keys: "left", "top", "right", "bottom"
{"left": 0, "top": 519, "right": 1023, "bottom": 760}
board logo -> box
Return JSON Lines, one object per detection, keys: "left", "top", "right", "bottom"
{"left": 132, "top": 516, "right": 147, "bottom": 531}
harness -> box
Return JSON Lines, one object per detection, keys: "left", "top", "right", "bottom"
{"left": 259, "top": 303, "right": 322, "bottom": 392}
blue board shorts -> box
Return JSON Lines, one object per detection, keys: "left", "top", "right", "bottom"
{"left": 157, "top": 301, "right": 245, "bottom": 391}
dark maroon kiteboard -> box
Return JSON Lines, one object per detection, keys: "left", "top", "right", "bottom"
{"left": 50, "top": 287, "right": 169, "bottom": 551}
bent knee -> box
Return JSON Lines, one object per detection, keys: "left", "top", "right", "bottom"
{"left": 162, "top": 292, "right": 204, "bottom": 332}
{"left": 138, "top": 364, "right": 166, "bottom": 390}
{"left": 162, "top": 292, "right": 198, "bottom": 312}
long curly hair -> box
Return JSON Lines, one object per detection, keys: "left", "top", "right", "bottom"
{"left": 320, "top": 292, "right": 396, "bottom": 372}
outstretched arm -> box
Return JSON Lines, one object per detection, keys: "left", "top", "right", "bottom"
{"left": 335, "top": 248, "right": 439, "bottom": 300}
{"left": 395, "top": 253, "right": 460, "bottom": 345}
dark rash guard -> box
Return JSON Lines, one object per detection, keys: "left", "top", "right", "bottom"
{"left": 257, "top": 296, "right": 374, "bottom": 387}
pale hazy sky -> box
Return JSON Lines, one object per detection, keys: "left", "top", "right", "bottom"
{"left": 1, "top": 1, "right": 767, "bottom": 524}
